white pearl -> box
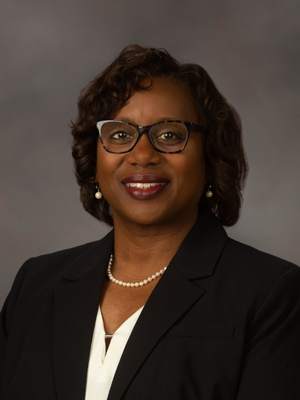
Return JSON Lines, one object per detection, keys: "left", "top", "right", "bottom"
{"left": 206, "top": 190, "right": 213, "bottom": 198}
{"left": 95, "top": 191, "right": 102, "bottom": 199}
{"left": 107, "top": 252, "right": 168, "bottom": 288}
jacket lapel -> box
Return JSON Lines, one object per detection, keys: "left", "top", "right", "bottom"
{"left": 108, "top": 207, "right": 228, "bottom": 400}
{"left": 107, "top": 265, "right": 206, "bottom": 400}
{"left": 53, "top": 232, "right": 113, "bottom": 400}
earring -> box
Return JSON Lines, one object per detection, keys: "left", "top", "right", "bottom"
{"left": 205, "top": 184, "right": 213, "bottom": 198}
{"left": 95, "top": 182, "right": 103, "bottom": 200}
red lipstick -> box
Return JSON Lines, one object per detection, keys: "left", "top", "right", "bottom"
{"left": 122, "top": 175, "right": 169, "bottom": 200}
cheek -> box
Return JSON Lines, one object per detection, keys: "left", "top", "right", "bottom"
{"left": 180, "top": 147, "right": 206, "bottom": 198}
{"left": 169, "top": 153, "right": 205, "bottom": 205}
{"left": 96, "top": 142, "right": 115, "bottom": 186}
{"left": 95, "top": 141, "right": 125, "bottom": 201}
{"left": 187, "top": 157, "right": 206, "bottom": 190}
{"left": 182, "top": 142, "right": 206, "bottom": 181}
{"left": 96, "top": 139, "right": 111, "bottom": 169}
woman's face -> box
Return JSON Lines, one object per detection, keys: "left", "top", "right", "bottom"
{"left": 96, "top": 77, "right": 206, "bottom": 228}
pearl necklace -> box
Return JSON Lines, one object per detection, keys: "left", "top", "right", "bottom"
{"left": 107, "top": 253, "right": 167, "bottom": 287}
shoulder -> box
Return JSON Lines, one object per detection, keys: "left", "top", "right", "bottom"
{"left": 19, "top": 240, "right": 102, "bottom": 284}
{"left": 223, "top": 237, "right": 297, "bottom": 276}
{"left": 216, "top": 237, "right": 300, "bottom": 313}
{"left": 4, "top": 230, "right": 113, "bottom": 305}
{"left": 1, "top": 233, "right": 113, "bottom": 326}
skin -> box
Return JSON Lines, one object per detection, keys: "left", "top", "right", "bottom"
{"left": 96, "top": 77, "right": 207, "bottom": 337}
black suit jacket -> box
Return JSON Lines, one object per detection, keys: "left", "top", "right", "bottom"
{"left": 1, "top": 208, "right": 300, "bottom": 400}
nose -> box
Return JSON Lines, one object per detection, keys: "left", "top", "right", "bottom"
{"left": 125, "top": 132, "right": 162, "bottom": 167}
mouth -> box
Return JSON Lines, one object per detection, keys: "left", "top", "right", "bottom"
{"left": 122, "top": 175, "right": 169, "bottom": 200}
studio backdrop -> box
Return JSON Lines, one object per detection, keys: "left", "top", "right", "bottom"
{"left": 1, "top": 0, "right": 299, "bottom": 306}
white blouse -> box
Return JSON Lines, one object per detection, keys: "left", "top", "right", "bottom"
{"left": 85, "top": 306, "right": 144, "bottom": 400}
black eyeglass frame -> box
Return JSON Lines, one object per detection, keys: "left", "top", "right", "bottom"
{"left": 96, "top": 120, "right": 201, "bottom": 154}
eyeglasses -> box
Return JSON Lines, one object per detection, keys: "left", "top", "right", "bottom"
{"left": 96, "top": 120, "right": 201, "bottom": 154}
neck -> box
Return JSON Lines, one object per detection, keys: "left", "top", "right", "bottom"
{"left": 111, "top": 210, "right": 198, "bottom": 281}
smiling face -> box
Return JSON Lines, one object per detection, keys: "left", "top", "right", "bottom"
{"left": 96, "top": 77, "right": 206, "bottom": 229}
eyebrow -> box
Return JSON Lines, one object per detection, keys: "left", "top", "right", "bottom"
{"left": 114, "top": 117, "right": 131, "bottom": 122}
{"left": 113, "top": 117, "right": 181, "bottom": 124}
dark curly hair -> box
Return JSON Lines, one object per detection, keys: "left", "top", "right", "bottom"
{"left": 71, "top": 44, "right": 248, "bottom": 227}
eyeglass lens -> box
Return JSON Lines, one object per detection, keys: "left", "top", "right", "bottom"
{"left": 100, "top": 121, "right": 188, "bottom": 153}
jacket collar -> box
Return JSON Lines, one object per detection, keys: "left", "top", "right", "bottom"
{"left": 172, "top": 205, "right": 228, "bottom": 279}
{"left": 53, "top": 229, "right": 113, "bottom": 400}
{"left": 53, "top": 206, "right": 228, "bottom": 400}
{"left": 62, "top": 205, "right": 228, "bottom": 283}
{"left": 61, "top": 228, "right": 114, "bottom": 281}
{"left": 108, "top": 206, "right": 228, "bottom": 400}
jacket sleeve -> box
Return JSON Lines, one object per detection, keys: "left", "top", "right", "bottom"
{"left": 235, "top": 266, "right": 300, "bottom": 400}
{"left": 0, "top": 259, "right": 32, "bottom": 383}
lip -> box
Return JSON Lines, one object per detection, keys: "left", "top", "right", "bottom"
{"left": 123, "top": 174, "right": 169, "bottom": 184}
{"left": 122, "top": 174, "right": 169, "bottom": 200}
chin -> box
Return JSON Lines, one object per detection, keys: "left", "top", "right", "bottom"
{"left": 128, "top": 213, "right": 170, "bottom": 227}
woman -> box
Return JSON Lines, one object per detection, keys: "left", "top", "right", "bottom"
{"left": 1, "top": 45, "right": 299, "bottom": 400}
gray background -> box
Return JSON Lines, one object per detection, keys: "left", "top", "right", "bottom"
{"left": 1, "top": 0, "right": 299, "bottom": 307}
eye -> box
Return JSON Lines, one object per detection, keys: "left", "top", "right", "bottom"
{"left": 150, "top": 122, "right": 187, "bottom": 147}
{"left": 107, "top": 129, "right": 135, "bottom": 144}
{"left": 110, "top": 131, "right": 132, "bottom": 140}
{"left": 155, "top": 129, "right": 185, "bottom": 145}
{"left": 100, "top": 122, "right": 137, "bottom": 148}
{"left": 158, "top": 131, "right": 181, "bottom": 141}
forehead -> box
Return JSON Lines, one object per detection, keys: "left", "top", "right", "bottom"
{"left": 114, "top": 77, "right": 198, "bottom": 125}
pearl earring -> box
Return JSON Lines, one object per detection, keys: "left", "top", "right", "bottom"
{"left": 205, "top": 184, "right": 213, "bottom": 198}
{"left": 95, "top": 183, "right": 103, "bottom": 200}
